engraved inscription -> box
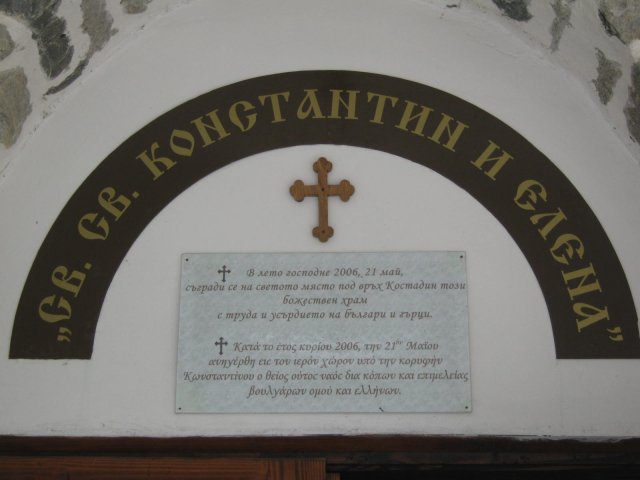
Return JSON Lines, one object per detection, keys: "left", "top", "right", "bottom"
{"left": 176, "top": 252, "right": 471, "bottom": 413}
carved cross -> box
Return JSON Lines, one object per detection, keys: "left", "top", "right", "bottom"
{"left": 290, "top": 158, "right": 355, "bottom": 242}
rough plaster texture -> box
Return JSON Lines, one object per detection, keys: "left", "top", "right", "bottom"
{"left": 82, "top": 0, "right": 114, "bottom": 55}
{"left": 625, "top": 62, "right": 640, "bottom": 142}
{"left": 598, "top": 0, "right": 640, "bottom": 141}
{"left": 492, "top": 0, "right": 531, "bottom": 21}
{"left": 550, "top": 0, "right": 574, "bottom": 52}
{"left": 0, "top": 66, "right": 29, "bottom": 147}
{"left": 594, "top": 47, "right": 623, "bottom": 103}
{"left": 599, "top": 0, "right": 640, "bottom": 44}
{"left": 0, "top": 23, "right": 14, "bottom": 60}
{"left": 477, "top": 0, "right": 640, "bottom": 148}
{"left": 46, "top": 0, "right": 114, "bottom": 95}
{"left": 0, "top": 0, "right": 639, "bottom": 166}
{"left": 0, "top": 0, "right": 170, "bottom": 162}
{"left": 121, "top": 0, "right": 151, "bottom": 14}
{"left": 0, "top": 0, "right": 73, "bottom": 78}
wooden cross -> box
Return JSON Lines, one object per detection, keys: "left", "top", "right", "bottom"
{"left": 290, "top": 158, "right": 355, "bottom": 242}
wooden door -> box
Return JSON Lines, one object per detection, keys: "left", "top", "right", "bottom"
{"left": 0, "top": 457, "right": 337, "bottom": 480}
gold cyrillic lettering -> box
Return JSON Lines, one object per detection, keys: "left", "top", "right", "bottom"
{"left": 530, "top": 208, "right": 567, "bottom": 240}
{"left": 550, "top": 233, "right": 585, "bottom": 265}
{"left": 229, "top": 100, "right": 257, "bottom": 132}
{"left": 136, "top": 142, "right": 176, "bottom": 180}
{"left": 472, "top": 140, "right": 513, "bottom": 180}
{"left": 51, "top": 266, "right": 86, "bottom": 297}
{"left": 395, "top": 100, "right": 433, "bottom": 136}
{"left": 607, "top": 326, "right": 624, "bottom": 341}
{"left": 169, "top": 129, "right": 195, "bottom": 157}
{"left": 78, "top": 213, "right": 109, "bottom": 240}
{"left": 297, "top": 89, "right": 325, "bottom": 119}
{"left": 258, "top": 92, "right": 290, "bottom": 123}
{"left": 191, "top": 110, "right": 231, "bottom": 146}
{"left": 367, "top": 92, "right": 398, "bottom": 124}
{"left": 39, "top": 295, "right": 72, "bottom": 323}
{"left": 562, "top": 263, "right": 602, "bottom": 300}
{"left": 574, "top": 302, "right": 610, "bottom": 332}
{"left": 514, "top": 179, "right": 546, "bottom": 211}
{"left": 329, "top": 89, "right": 359, "bottom": 119}
{"left": 98, "top": 187, "right": 131, "bottom": 221}
{"left": 428, "top": 113, "right": 468, "bottom": 151}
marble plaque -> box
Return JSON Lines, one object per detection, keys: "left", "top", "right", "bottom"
{"left": 176, "top": 252, "right": 470, "bottom": 413}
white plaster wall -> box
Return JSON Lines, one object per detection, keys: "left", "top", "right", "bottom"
{"left": 0, "top": 0, "right": 639, "bottom": 437}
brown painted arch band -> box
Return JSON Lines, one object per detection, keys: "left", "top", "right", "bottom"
{"left": 10, "top": 71, "right": 639, "bottom": 359}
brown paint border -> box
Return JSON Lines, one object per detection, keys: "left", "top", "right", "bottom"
{"left": 9, "top": 70, "right": 640, "bottom": 359}
{"left": 1, "top": 435, "right": 639, "bottom": 466}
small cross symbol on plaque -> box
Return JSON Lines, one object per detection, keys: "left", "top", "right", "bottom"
{"left": 215, "top": 337, "right": 228, "bottom": 355}
{"left": 218, "top": 265, "right": 230, "bottom": 282}
{"left": 290, "top": 157, "right": 355, "bottom": 242}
